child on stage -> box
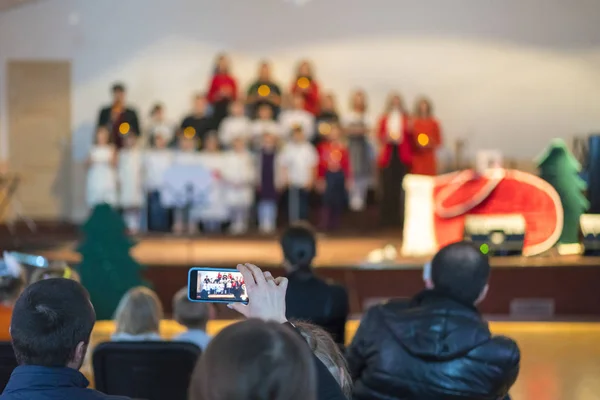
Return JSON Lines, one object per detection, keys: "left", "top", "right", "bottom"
{"left": 256, "top": 131, "right": 281, "bottom": 234}
{"left": 197, "top": 133, "right": 229, "bottom": 234}
{"left": 278, "top": 94, "right": 315, "bottom": 142}
{"left": 278, "top": 126, "right": 318, "bottom": 223}
{"left": 223, "top": 137, "right": 256, "bottom": 235}
{"left": 118, "top": 133, "right": 144, "bottom": 234}
{"left": 250, "top": 104, "right": 281, "bottom": 149}
{"left": 218, "top": 100, "right": 251, "bottom": 148}
{"left": 207, "top": 53, "right": 238, "bottom": 128}
{"left": 143, "top": 130, "right": 173, "bottom": 232}
{"left": 172, "top": 134, "right": 201, "bottom": 234}
{"left": 411, "top": 97, "right": 442, "bottom": 176}
{"left": 316, "top": 123, "right": 352, "bottom": 231}
{"left": 86, "top": 126, "right": 117, "bottom": 208}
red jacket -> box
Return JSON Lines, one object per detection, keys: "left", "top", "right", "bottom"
{"left": 291, "top": 78, "right": 320, "bottom": 115}
{"left": 317, "top": 141, "right": 351, "bottom": 179}
{"left": 207, "top": 74, "right": 238, "bottom": 104}
{"left": 376, "top": 113, "right": 413, "bottom": 168}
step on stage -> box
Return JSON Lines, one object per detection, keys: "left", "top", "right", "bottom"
{"left": 40, "top": 235, "right": 600, "bottom": 317}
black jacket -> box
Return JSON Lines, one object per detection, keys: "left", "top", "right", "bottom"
{"left": 346, "top": 290, "right": 520, "bottom": 400}
{"left": 285, "top": 270, "right": 349, "bottom": 345}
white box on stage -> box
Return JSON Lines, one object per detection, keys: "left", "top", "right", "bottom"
{"left": 160, "top": 164, "right": 214, "bottom": 208}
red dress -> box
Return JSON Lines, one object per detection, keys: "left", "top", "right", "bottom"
{"left": 207, "top": 74, "right": 238, "bottom": 104}
{"left": 291, "top": 78, "right": 320, "bottom": 115}
{"left": 411, "top": 117, "right": 441, "bottom": 176}
{"left": 376, "top": 113, "right": 413, "bottom": 169}
{"left": 317, "top": 141, "right": 351, "bottom": 180}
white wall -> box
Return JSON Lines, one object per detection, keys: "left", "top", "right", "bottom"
{"left": 1, "top": 0, "right": 600, "bottom": 221}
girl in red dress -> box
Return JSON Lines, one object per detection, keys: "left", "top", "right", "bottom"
{"left": 410, "top": 97, "right": 441, "bottom": 176}
{"left": 290, "top": 60, "right": 320, "bottom": 116}
{"left": 376, "top": 93, "right": 413, "bottom": 228}
{"left": 207, "top": 53, "right": 238, "bottom": 128}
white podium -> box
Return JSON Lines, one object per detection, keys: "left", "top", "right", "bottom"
{"left": 401, "top": 174, "right": 438, "bottom": 257}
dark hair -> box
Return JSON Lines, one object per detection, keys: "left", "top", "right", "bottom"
{"left": 111, "top": 83, "right": 126, "bottom": 93}
{"left": 150, "top": 103, "right": 163, "bottom": 117}
{"left": 189, "top": 319, "right": 316, "bottom": 400}
{"left": 414, "top": 97, "right": 433, "bottom": 118}
{"left": 280, "top": 223, "right": 316, "bottom": 272}
{"left": 430, "top": 241, "right": 490, "bottom": 305}
{"left": 10, "top": 279, "right": 96, "bottom": 367}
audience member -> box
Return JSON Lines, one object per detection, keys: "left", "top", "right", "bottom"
{"left": 30, "top": 263, "right": 80, "bottom": 283}
{"left": 295, "top": 321, "right": 352, "bottom": 399}
{"left": 278, "top": 126, "right": 318, "bottom": 222}
{"left": 280, "top": 224, "right": 349, "bottom": 344}
{"left": 97, "top": 83, "right": 140, "bottom": 149}
{"left": 223, "top": 137, "right": 256, "bottom": 235}
{"left": 207, "top": 53, "right": 238, "bottom": 128}
{"left": 0, "top": 253, "right": 25, "bottom": 342}
{"left": 218, "top": 100, "right": 251, "bottom": 148}
{"left": 172, "top": 288, "right": 213, "bottom": 351}
{"left": 117, "top": 133, "right": 144, "bottom": 234}
{"left": 376, "top": 92, "right": 412, "bottom": 229}
{"left": 0, "top": 279, "right": 129, "bottom": 399}
{"left": 197, "top": 133, "right": 229, "bottom": 234}
{"left": 86, "top": 126, "right": 117, "bottom": 208}
{"left": 346, "top": 241, "right": 520, "bottom": 400}
{"left": 410, "top": 97, "right": 442, "bottom": 176}
{"left": 256, "top": 131, "right": 282, "bottom": 234}
{"left": 279, "top": 93, "right": 315, "bottom": 141}
{"left": 180, "top": 93, "right": 214, "bottom": 151}
{"left": 143, "top": 132, "right": 174, "bottom": 232}
{"left": 112, "top": 287, "right": 163, "bottom": 341}
{"left": 291, "top": 60, "right": 320, "bottom": 115}
{"left": 314, "top": 93, "right": 340, "bottom": 145}
{"left": 343, "top": 90, "right": 374, "bottom": 212}
{"left": 246, "top": 60, "right": 282, "bottom": 118}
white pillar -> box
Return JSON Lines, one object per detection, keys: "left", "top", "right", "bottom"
{"left": 401, "top": 174, "right": 438, "bottom": 257}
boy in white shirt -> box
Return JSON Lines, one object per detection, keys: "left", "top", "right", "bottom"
{"left": 278, "top": 126, "right": 318, "bottom": 222}
{"left": 219, "top": 100, "right": 251, "bottom": 148}
{"left": 143, "top": 132, "right": 174, "bottom": 232}
{"left": 278, "top": 94, "right": 315, "bottom": 141}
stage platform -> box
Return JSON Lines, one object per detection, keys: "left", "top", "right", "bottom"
{"left": 36, "top": 235, "right": 600, "bottom": 318}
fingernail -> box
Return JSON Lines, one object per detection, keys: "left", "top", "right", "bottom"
{"left": 227, "top": 304, "right": 233, "bottom": 309}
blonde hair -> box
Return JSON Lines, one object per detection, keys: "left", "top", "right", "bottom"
{"left": 384, "top": 92, "right": 406, "bottom": 114}
{"left": 114, "top": 287, "right": 163, "bottom": 336}
{"left": 294, "top": 321, "right": 352, "bottom": 399}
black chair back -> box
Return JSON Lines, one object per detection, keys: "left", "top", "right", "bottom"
{"left": 92, "top": 341, "right": 201, "bottom": 400}
{"left": 0, "top": 342, "right": 18, "bottom": 392}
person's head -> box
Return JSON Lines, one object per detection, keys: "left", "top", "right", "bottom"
{"left": 280, "top": 223, "right": 316, "bottom": 273}
{"left": 385, "top": 92, "right": 405, "bottom": 113}
{"left": 193, "top": 93, "right": 207, "bottom": 115}
{"left": 320, "top": 93, "right": 336, "bottom": 113}
{"left": 189, "top": 319, "right": 316, "bottom": 400}
{"left": 294, "top": 322, "right": 352, "bottom": 398}
{"left": 0, "top": 253, "right": 25, "bottom": 306}
{"left": 262, "top": 131, "right": 278, "bottom": 151}
{"left": 427, "top": 241, "right": 491, "bottom": 305}
{"left": 173, "top": 287, "right": 212, "bottom": 331}
{"left": 229, "top": 100, "right": 245, "bottom": 117}
{"left": 153, "top": 129, "right": 169, "bottom": 149}
{"left": 204, "top": 132, "right": 220, "bottom": 152}
{"left": 296, "top": 60, "right": 313, "bottom": 78}
{"left": 114, "top": 287, "right": 163, "bottom": 336}
{"left": 292, "top": 93, "right": 305, "bottom": 110}
{"left": 215, "top": 53, "right": 230, "bottom": 74}
{"left": 327, "top": 123, "right": 343, "bottom": 142}
{"left": 415, "top": 97, "right": 433, "bottom": 118}
{"left": 10, "top": 279, "right": 95, "bottom": 369}
{"left": 257, "top": 104, "right": 274, "bottom": 120}
{"left": 232, "top": 136, "right": 247, "bottom": 152}
{"left": 95, "top": 126, "right": 110, "bottom": 145}
{"left": 30, "top": 264, "right": 80, "bottom": 284}
{"left": 258, "top": 60, "right": 271, "bottom": 81}
{"left": 111, "top": 83, "right": 126, "bottom": 104}
{"left": 150, "top": 103, "right": 164, "bottom": 120}
{"left": 351, "top": 90, "right": 367, "bottom": 113}
{"left": 179, "top": 133, "right": 197, "bottom": 152}
{"left": 291, "top": 126, "right": 306, "bottom": 143}
{"left": 123, "top": 133, "right": 137, "bottom": 148}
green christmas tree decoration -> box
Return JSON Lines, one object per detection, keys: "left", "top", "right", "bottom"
{"left": 77, "top": 204, "right": 148, "bottom": 320}
{"left": 536, "top": 138, "right": 590, "bottom": 245}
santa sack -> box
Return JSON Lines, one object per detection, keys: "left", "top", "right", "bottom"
{"left": 433, "top": 169, "right": 564, "bottom": 256}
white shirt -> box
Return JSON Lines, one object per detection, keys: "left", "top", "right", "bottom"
{"left": 278, "top": 109, "right": 315, "bottom": 140}
{"left": 250, "top": 119, "right": 282, "bottom": 139}
{"left": 144, "top": 149, "right": 174, "bottom": 190}
{"left": 279, "top": 141, "right": 318, "bottom": 187}
{"left": 387, "top": 110, "right": 403, "bottom": 137}
{"left": 343, "top": 111, "right": 375, "bottom": 131}
{"left": 219, "top": 116, "right": 251, "bottom": 146}
{"left": 173, "top": 150, "right": 201, "bottom": 166}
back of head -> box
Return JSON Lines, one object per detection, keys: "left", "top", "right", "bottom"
{"left": 173, "top": 287, "right": 211, "bottom": 330}
{"left": 10, "top": 279, "right": 95, "bottom": 366}
{"left": 114, "top": 287, "right": 163, "bottom": 335}
{"left": 189, "top": 319, "right": 316, "bottom": 400}
{"left": 280, "top": 223, "right": 317, "bottom": 273}
{"left": 294, "top": 321, "right": 352, "bottom": 398}
{"left": 431, "top": 241, "right": 490, "bottom": 305}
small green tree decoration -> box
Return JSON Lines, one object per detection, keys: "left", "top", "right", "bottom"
{"left": 77, "top": 204, "right": 147, "bottom": 320}
{"left": 536, "top": 139, "right": 589, "bottom": 245}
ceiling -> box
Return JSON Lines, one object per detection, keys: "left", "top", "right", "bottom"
{"left": 0, "top": 0, "right": 41, "bottom": 12}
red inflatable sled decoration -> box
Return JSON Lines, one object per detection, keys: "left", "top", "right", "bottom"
{"left": 433, "top": 169, "right": 563, "bottom": 256}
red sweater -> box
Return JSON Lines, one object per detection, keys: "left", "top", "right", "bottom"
{"left": 317, "top": 141, "right": 351, "bottom": 179}
{"left": 291, "top": 78, "right": 320, "bottom": 115}
{"left": 207, "top": 74, "right": 238, "bottom": 104}
{"left": 376, "top": 113, "right": 413, "bottom": 168}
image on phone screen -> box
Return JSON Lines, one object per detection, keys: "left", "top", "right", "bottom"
{"left": 188, "top": 268, "right": 248, "bottom": 303}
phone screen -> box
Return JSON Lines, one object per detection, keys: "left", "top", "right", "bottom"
{"left": 188, "top": 268, "right": 248, "bottom": 304}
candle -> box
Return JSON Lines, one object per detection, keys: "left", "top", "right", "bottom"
{"left": 257, "top": 84, "right": 271, "bottom": 97}
{"left": 183, "top": 126, "right": 196, "bottom": 139}
{"left": 119, "top": 122, "right": 130, "bottom": 135}
{"left": 417, "top": 133, "right": 430, "bottom": 147}
{"left": 297, "top": 77, "right": 310, "bottom": 89}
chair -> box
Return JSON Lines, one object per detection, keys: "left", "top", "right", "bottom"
{"left": 92, "top": 341, "right": 201, "bottom": 400}
{"left": 0, "top": 342, "right": 18, "bottom": 392}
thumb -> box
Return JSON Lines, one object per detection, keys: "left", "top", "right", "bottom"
{"left": 228, "top": 303, "right": 249, "bottom": 318}
{"left": 276, "top": 277, "right": 289, "bottom": 292}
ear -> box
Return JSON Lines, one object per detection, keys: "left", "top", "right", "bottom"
{"left": 474, "top": 284, "right": 489, "bottom": 306}
{"left": 73, "top": 341, "right": 88, "bottom": 367}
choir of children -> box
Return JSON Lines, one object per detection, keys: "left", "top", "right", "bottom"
{"left": 89, "top": 55, "right": 442, "bottom": 235}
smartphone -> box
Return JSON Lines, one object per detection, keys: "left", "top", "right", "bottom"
{"left": 188, "top": 267, "right": 248, "bottom": 304}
